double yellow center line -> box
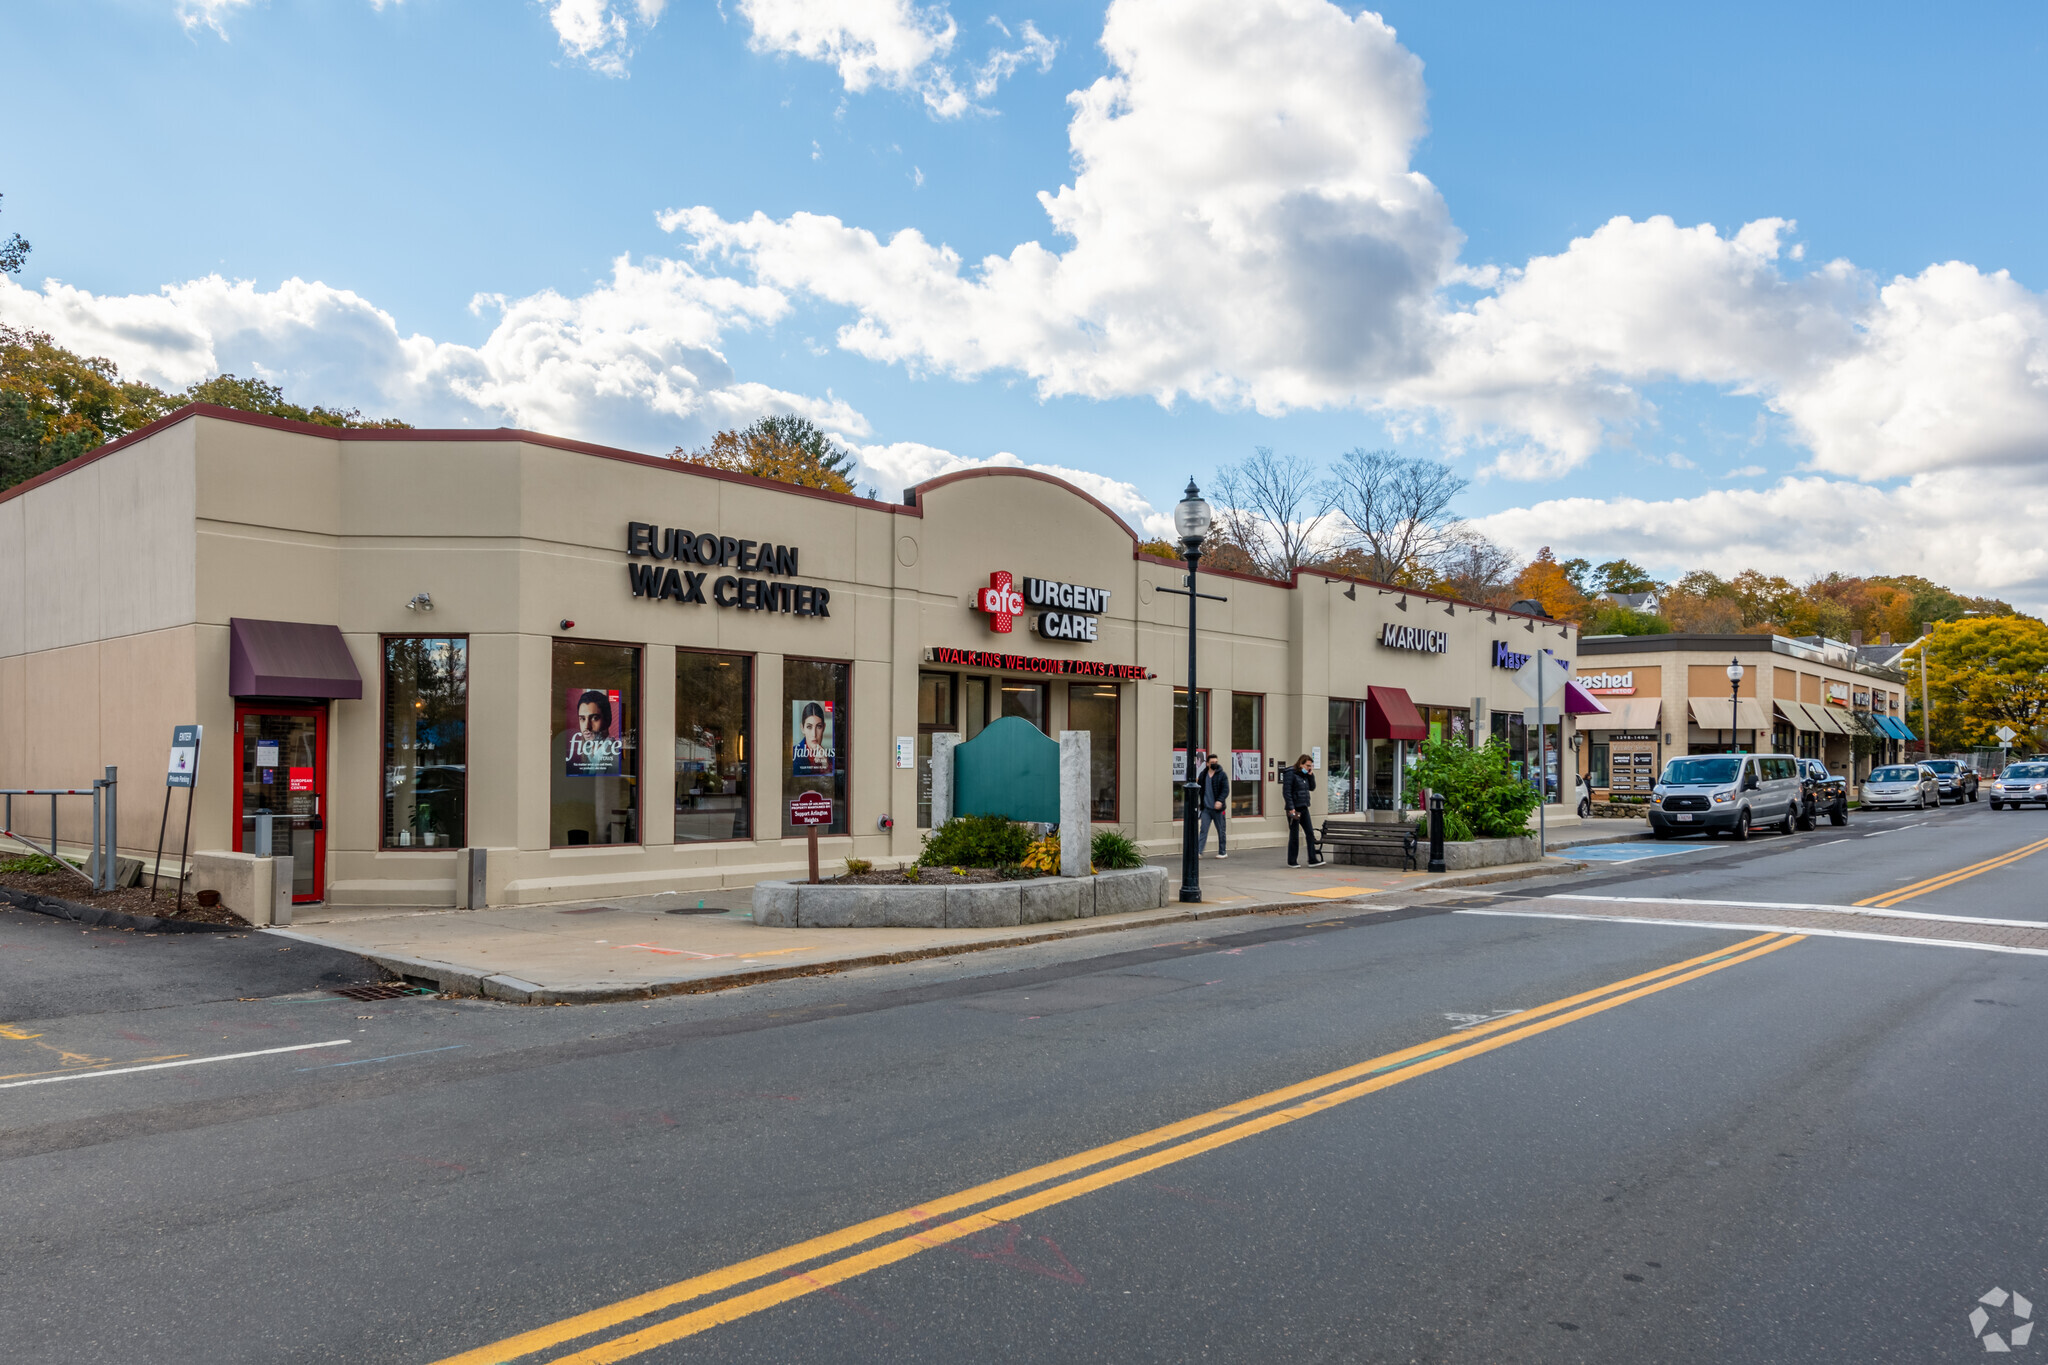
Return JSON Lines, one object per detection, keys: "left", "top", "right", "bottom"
{"left": 435, "top": 930, "right": 1804, "bottom": 1365}
{"left": 1853, "top": 835, "right": 2048, "bottom": 907}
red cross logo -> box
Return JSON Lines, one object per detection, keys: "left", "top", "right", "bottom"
{"left": 976, "top": 570, "right": 1023, "bottom": 633}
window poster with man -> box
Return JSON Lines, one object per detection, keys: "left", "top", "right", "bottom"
{"left": 565, "top": 687, "right": 626, "bottom": 776}
{"left": 791, "top": 700, "right": 837, "bottom": 776}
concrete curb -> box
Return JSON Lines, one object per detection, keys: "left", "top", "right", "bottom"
{"left": 0, "top": 883, "right": 247, "bottom": 935}
{"left": 267, "top": 856, "right": 1588, "bottom": 1005}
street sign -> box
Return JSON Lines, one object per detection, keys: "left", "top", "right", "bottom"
{"left": 789, "top": 791, "right": 833, "bottom": 827}
{"left": 1997, "top": 725, "right": 2017, "bottom": 744}
{"left": 1513, "top": 655, "right": 1566, "bottom": 705}
{"left": 166, "top": 724, "right": 203, "bottom": 788}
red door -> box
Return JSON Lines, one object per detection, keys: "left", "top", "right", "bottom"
{"left": 234, "top": 705, "right": 327, "bottom": 903}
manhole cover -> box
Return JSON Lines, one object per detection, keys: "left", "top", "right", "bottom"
{"left": 329, "top": 983, "right": 438, "bottom": 1001}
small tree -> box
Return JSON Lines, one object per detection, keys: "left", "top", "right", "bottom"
{"left": 1407, "top": 737, "right": 1542, "bottom": 840}
{"left": 674, "top": 415, "right": 856, "bottom": 494}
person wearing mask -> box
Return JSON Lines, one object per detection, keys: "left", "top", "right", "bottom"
{"left": 1281, "top": 753, "right": 1324, "bottom": 867}
{"left": 1198, "top": 754, "right": 1230, "bottom": 858}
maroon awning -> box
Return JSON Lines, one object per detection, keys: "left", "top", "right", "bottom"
{"left": 1364, "top": 685, "right": 1427, "bottom": 741}
{"left": 229, "top": 617, "right": 363, "bottom": 700}
{"left": 1564, "top": 680, "right": 1611, "bottom": 715}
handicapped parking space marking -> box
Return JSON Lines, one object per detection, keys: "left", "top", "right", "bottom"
{"left": 1566, "top": 842, "right": 1716, "bottom": 862}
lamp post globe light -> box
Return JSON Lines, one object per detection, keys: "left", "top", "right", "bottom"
{"left": 1176, "top": 479, "right": 1213, "bottom": 904}
{"left": 1727, "top": 657, "right": 1745, "bottom": 753}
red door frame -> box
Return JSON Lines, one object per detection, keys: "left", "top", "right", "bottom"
{"left": 232, "top": 703, "right": 329, "bottom": 904}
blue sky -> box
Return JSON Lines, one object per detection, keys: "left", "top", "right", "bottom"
{"left": 6, "top": 1, "right": 2047, "bottom": 602}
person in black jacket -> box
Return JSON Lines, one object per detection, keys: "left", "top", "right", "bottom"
{"left": 1197, "top": 754, "right": 1230, "bottom": 858}
{"left": 1281, "top": 753, "right": 1324, "bottom": 867}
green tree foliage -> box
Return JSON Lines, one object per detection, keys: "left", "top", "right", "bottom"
{"left": 1407, "top": 737, "right": 1543, "bottom": 840}
{"left": 1, "top": 326, "right": 182, "bottom": 489}
{"left": 1916, "top": 616, "right": 2048, "bottom": 752}
{"left": 184, "top": 374, "right": 411, "bottom": 429}
{"left": 1, "top": 326, "right": 410, "bottom": 492}
{"left": 675, "top": 414, "right": 857, "bottom": 494}
{"left": 1592, "top": 558, "right": 1658, "bottom": 594}
{"left": 0, "top": 194, "right": 28, "bottom": 275}
{"left": 1580, "top": 603, "right": 1671, "bottom": 636}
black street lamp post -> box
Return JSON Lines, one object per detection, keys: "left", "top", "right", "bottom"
{"left": 1174, "top": 480, "right": 1214, "bottom": 905}
{"left": 1727, "top": 657, "right": 1745, "bottom": 752}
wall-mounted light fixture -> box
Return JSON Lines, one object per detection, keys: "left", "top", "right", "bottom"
{"left": 1396, "top": 596, "right": 1408, "bottom": 611}
{"left": 405, "top": 592, "right": 434, "bottom": 612}
{"left": 1343, "top": 583, "right": 1356, "bottom": 601}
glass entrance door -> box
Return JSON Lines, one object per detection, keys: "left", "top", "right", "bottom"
{"left": 235, "top": 706, "right": 327, "bottom": 903}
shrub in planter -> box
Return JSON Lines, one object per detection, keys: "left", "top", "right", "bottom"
{"left": 1020, "top": 832, "right": 1060, "bottom": 875}
{"left": 1407, "top": 737, "right": 1540, "bottom": 839}
{"left": 1090, "top": 828, "right": 1145, "bottom": 870}
{"left": 1412, "top": 807, "right": 1476, "bottom": 844}
{"left": 917, "top": 814, "right": 1033, "bottom": 868}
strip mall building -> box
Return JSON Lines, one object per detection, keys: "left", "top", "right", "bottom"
{"left": 0, "top": 407, "right": 1587, "bottom": 909}
{"left": 1573, "top": 633, "right": 1911, "bottom": 800}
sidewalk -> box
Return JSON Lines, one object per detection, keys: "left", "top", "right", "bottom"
{"left": 270, "top": 840, "right": 1592, "bottom": 1005}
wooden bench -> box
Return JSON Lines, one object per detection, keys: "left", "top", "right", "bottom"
{"left": 1318, "top": 820, "right": 1418, "bottom": 870}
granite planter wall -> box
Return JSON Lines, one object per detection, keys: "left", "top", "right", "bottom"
{"left": 1438, "top": 834, "right": 1542, "bottom": 871}
{"left": 753, "top": 866, "right": 1169, "bottom": 929}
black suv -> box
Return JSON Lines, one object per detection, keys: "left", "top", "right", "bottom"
{"left": 1920, "top": 759, "right": 1980, "bottom": 804}
{"left": 1799, "top": 759, "right": 1849, "bottom": 826}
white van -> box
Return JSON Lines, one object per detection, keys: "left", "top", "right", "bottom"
{"left": 1648, "top": 753, "right": 1809, "bottom": 840}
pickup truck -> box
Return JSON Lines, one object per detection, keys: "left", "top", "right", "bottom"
{"left": 1799, "top": 758, "right": 1849, "bottom": 826}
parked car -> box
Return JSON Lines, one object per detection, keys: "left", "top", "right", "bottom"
{"left": 1990, "top": 761, "right": 2048, "bottom": 810}
{"left": 1577, "top": 774, "right": 1592, "bottom": 819}
{"left": 1648, "top": 753, "right": 1808, "bottom": 840}
{"left": 1920, "top": 759, "right": 1980, "bottom": 803}
{"left": 1799, "top": 758, "right": 1849, "bottom": 826}
{"left": 1862, "top": 763, "right": 1941, "bottom": 811}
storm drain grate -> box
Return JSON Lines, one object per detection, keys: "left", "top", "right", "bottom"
{"left": 667, "top": 906, "right": 732, "bottom": 915}
{"left": 558, "top": 906, "right": 621, "bottom": 915}
{"left": 329, "top": 982, "right": 439, "bottom": 1001}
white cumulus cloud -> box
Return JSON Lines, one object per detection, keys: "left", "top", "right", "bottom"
{"left": 669, "top": 0, "right": 1452, "bottom": 405}
{"left": 0, "top": 256, "right": 859, "bottom": 453}
{"left": 544, "top": 0, "right": 666, "bottom": 77}
{"left": 735, "top": 0, "right": 1057, "bottom": 116}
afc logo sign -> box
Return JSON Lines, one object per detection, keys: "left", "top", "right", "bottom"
{"left": 976, "top": 571, "right": 1025, "bottom": 633}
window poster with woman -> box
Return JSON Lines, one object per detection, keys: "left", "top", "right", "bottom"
{"left": 565, "top": 688, "right": 626, "bottom": 776}
{"left": 790, "top": 700, "right": 836, "bottom": 776}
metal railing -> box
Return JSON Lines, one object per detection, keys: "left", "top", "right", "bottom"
{"left": 1, "top": 766, "right": 120, "bottom": 893}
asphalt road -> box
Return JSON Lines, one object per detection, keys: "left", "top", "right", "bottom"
{"left": 5, "top": 803, "right": 2047, "bottom": 1364}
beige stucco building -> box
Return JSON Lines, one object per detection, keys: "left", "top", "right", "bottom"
{"left": 1574, "top": 633, "right": 1911, "bottom": 800}
{"left": 1, "top": 406, "right": 1583, "bottom": 909}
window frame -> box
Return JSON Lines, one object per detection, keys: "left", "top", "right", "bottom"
{"left": 782, "top": 654, "right": 854, "bottom": 837}
{"left": 1065, "top": 680, "right": 1122, "bottom": 823}
{"left": 1229, "top": 691, "right": 1264, "bottom": 817}
{"left": 378, "top": 634, "right": 470, "bottom": 853}
{"left": 550, "top": 636, "right": 645, "bottom": 850}
{"left": 674, "top": 646, "right": 756, "bottom": 846}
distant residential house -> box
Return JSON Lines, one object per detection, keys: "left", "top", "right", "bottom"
{"left": 1597, "top": 590, "right": 1660, "bottom": 614}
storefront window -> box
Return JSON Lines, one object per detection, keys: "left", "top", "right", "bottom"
{"left": 1066, "top": 682, "right": 1120, "bottom": 821}
{"left": 382, "top": 637, "right": 467, "bottom": 850}
{"left": 551, "top": 641, "right": 640, "bottom": 847}
{"left": 1230, "top": 692, "right": 1264, "bottom": 817}
{"left": 1000, "top": 680, "right": 1048, "bottom": 731}
{"left": 675, "top": 651, "right": 751, "bottom": 843}
{"left": 917, "top": 671, "right": 957, "bottom": 829}
{"left": 1169, "top": 687, "right": 1211, "bottom": 817}
{"left": 1327, "top": 699, "right": 1360, "bottom": 816}
{"left": 1589, "top": 740, "right": 1609, "bottom": 790}
{"left": 784, "top": 658, "right": 849, "bottom": 835}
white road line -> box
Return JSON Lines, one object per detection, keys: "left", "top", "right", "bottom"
{"left": 0, "top": 1039, "right": 351, "bottom": 1090}
{"left": 1458, "top": 909, "right": 2048, "bottom": 957}
{"left": 1545, "top": 894, "right": 2048, "bottom": 930}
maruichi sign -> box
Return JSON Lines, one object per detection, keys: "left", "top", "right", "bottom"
{"left": 1380, "top": 623, "right": 1449, "bottom": 654}
{"left": 974, "top": 571, "right": 1111, "bottom": 642}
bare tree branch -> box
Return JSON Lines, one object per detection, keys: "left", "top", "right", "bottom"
{"left": 1325, "top": 447, "right": 1468, "bottom": 583}
{"left": 1208, "top": 447, "right": 1335, "bottom": 580}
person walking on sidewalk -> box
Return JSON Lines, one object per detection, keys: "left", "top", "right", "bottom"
{"left": 1198, "top": 754, "right": 1230, "bottom": 858}
{"left": 1281, "top": 754, "right": 1324, "bottom": 867}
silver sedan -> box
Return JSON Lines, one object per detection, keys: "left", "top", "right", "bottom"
{"left": 1862, "top": 764, "right": 1940, "bottom": 810}
{"left": 1991, "top": 761, "right": 2048, "bottom": 810}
